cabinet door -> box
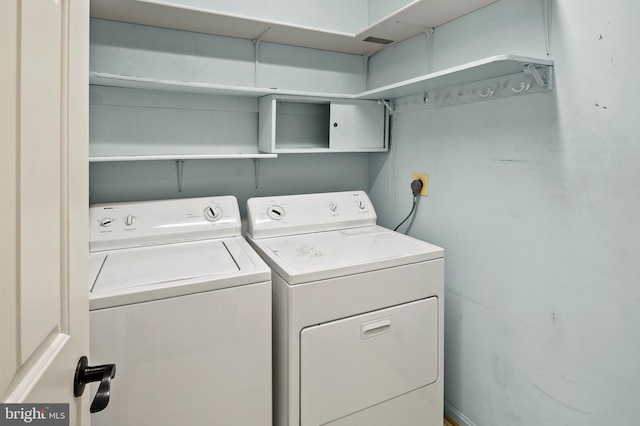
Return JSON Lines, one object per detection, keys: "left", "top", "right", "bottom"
{"left": 329, "top": 100, "right": 387, "bottom": 151}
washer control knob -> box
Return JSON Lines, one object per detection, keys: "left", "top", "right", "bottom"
{"left": 204, "top": 206, "right": 223, "bottom": 222}
{"left": 99, "top": 217, "right": 114, "bottom": 227}
{"left": 267, "top": 205, "right": 285, "bottom": 220}
{"left": 124, "top": 215, "right": 136, "bottom": 226}
{"left": 358, "top": 201, "right": 366, "bottom": 209}
{"left": 329, "top": 202, "right": 338, "bottom": 212}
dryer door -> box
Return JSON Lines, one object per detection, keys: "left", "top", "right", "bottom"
{"left": 299, "top": 297, "right": 438, "bottom": 426}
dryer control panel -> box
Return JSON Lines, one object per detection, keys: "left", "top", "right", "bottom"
{"left": 246, "top": 191, "right": 377, "bottom": 239}
{"left": 90, "top": 196, "right": 241, "bottom": 252}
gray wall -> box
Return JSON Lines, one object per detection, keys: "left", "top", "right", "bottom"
{"left": 90, "top": 153, "right": 370, "bottom": 217}
{"left": 368, "top": 0, "right": 640, "bottom": 424}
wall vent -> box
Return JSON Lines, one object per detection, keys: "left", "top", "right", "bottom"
{"left": 363, "top": 36, "right": 394, "bottom": 45}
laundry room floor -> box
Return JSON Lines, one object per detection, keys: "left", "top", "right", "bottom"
{"left": 444, "top": 417, "right": 456, "bottom": 426}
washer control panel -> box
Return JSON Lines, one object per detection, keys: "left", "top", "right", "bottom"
{"left": 246, "top": 191, "right": 377, "bottom": 239}
{"left": 90, "top": 196, "right": 241, "bottom": 252}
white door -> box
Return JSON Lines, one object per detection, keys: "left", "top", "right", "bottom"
{"left": 1, "top": 1, "right": 92, "bottom": 425}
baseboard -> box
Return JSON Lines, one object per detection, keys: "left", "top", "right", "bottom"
{"left": 444, "top": 400, "right": 476, "bottom": 426}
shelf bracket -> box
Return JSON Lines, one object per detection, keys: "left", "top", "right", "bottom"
{"left": 524, "top": 64, "right": 548, "bottom": 89}
{"left": 377, "top": 99, "right": 394, "bottom": 113}
{"left": 253, "top": 27, "right": 271, "bottom": 87}
{"left": 253, "top": 159, "right": 261, "bottom": 189}
{"left": 176, "top": 160, "right": 184, "bottom": 192}
{"left": 424, "top": 28, "right": 435, "bottom": 73}
{"left": 252, "top": 27, "right": 271, "bottom": 45}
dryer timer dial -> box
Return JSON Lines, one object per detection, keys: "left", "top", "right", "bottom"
{"left": 267, "top": 205, "right": 285, "bottom": 220}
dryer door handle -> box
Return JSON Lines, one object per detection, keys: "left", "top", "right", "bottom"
{"left": 360, "top": 316, "right": 392, "bottom": 339}
{"left": 73, "top": 356, "right": 117, "bottom": 413}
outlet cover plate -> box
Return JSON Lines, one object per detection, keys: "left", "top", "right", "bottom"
{"left": 412, "top": 173, "right": 429, "bottom": 196}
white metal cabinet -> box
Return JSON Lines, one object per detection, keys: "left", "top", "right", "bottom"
{"left": 299, "top": 297, "right": 438, "bottom": 426}
{"left": 259, "top": 95, "right": 387, "bottom": 153}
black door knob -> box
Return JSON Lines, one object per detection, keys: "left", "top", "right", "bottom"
{"left": 73, "top": 356, "right": 116, "bottom": 413}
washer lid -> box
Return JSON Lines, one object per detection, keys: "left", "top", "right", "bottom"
{"left": 250, "top": 226, "right": 443, "bottom": 284}
{"left": 92, "top": 241, "right": 237, "bottom": 293}
{"left": 89, "top": 237, "right": 271, "bottom": 310}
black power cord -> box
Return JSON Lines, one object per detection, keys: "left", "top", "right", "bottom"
{"left": 393, "top": 179, "right": 424, "bottom": 232}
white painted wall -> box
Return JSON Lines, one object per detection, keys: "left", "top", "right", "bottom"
{"left": 88, "top": 83, "right": 370, "bottom": 211}
{"left": 90, "top": 18, "right": 366, "bottom": 94}
{"left": 367, "top": 0, "right": 546, "bottom": 88}
{"left": 88, "top": 18, "right": 370, "bottom": 208}
{"left": 368, "top": 0, "right": 640, "bottom": 424}
{"left": 89, "top": 153, "right": 370, "bottom": 216}
{"left": 90, "top": 19, "right": 255, "bottom": 86}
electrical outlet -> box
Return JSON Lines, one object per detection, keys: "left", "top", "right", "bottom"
{"left": 412, "top": 173, "right": 429, "bottom": 196}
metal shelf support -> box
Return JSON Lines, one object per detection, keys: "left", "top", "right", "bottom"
{"left": 524, "top": 64, "right": 548, "bottom": 88}
{"left": 253, "top": 159, "right": 261, "bottom": 189}
{"left": 377, "top": 99, "right": 394, "bottom": 113}
{"left": 176, "top": 160, "right": 185, "bottom": 192}
{"left": 542, "top": 0, "right": 552, "bottom": 56}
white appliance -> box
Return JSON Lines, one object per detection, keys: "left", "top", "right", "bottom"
{"left": 89, "top": 196, "right": 271, "bottom": 426}
{"left": 245, "top": 191, "right": 444, "bottom": 426}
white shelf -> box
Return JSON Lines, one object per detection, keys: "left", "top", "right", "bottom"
{"left": 91, "top": 55, "right": 553, "bottom": 101}
{"left": 263, "top": 148, "right": 388, "bottom": 154}
{"left": 89, "top": 153, "right": 277, "bottom": 162}
{"left": 357, "top": 55, "right": 554, "bottom": 100}
{"left": 89, "top": 71, "right": 352, "bottom": 99}
{"left": 90, "top": 0, "right": 497, "bottom": 56}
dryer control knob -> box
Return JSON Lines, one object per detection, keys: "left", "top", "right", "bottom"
{"left": 329, "top": 202, "right": 338, "bottom": 212}
{"left": 267, "top": 205, "right": 285, "bottom": 220}
{"left": 124, "top": 215, "right": 136, "bottom": 226}
{"left": 204, "top": 206, "right": 222, "bottom": 222}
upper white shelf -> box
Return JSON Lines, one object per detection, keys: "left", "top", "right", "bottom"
{"left": 90, "top": 55, "right": 554, "bottom": 101}
{"left": 90, "top": 0, "right": 497, "bottom": 55}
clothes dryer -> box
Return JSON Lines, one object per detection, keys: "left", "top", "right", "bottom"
{"left": 245, "top": 191, "right": 444, "bottom": 426}
{"left": 89, "top": 196, "right": 271, "bottom": 426}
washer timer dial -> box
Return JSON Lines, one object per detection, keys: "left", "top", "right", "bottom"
{"left": 204, "top": 206, "right": 223, "bottom": 222}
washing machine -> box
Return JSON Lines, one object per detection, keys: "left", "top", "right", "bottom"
{"left": 89, "top": 196, "right": 271, "bottom": 426}
{"left": 245, "top": 191, "right": 444, "bottom": 426}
